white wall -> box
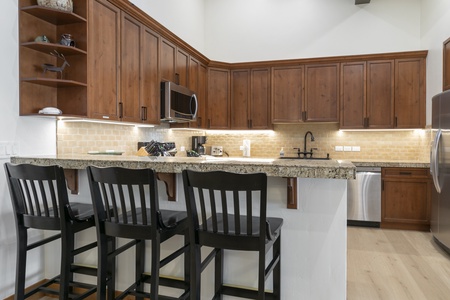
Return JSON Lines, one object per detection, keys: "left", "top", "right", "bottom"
{"left": 129, "top": 0, "right": 206, "bottom": 53}
{"left": 204, "top": 0, "right": 422, "bottom": 62}
{"left": 0, "top": 0, "right": 57, "bottom": 298}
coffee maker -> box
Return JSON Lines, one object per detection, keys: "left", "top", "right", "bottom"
{"left": 191, "top": 136, "right": 207, "bottom": 155}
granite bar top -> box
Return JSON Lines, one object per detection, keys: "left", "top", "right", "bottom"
{"left": 351, "top": 160, "right": 430, "bottom": 168}
{"left": 10, "top": 154, "right": 356, "bottom": 180}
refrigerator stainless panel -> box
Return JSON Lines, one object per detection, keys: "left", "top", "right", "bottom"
{"left": 431, "top": 89, "right": 450, "bottom": 253}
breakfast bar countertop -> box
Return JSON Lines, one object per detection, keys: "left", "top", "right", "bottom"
{"left": 10, "top": 154, "right": 356, "bottom": 179}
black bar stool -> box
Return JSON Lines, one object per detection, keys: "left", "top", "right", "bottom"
{"left": 86, "top": 166, "right": 190, "bottom": 300}
{"left": 182, "top": 170, "right": 283, "bottom": 300}
{"left": 4, "top": 163, "right": 102, "bottom": 299}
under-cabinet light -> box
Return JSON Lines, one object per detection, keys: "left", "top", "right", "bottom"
{"left": 57, "top": 118, "right": 155, "bottom": 128}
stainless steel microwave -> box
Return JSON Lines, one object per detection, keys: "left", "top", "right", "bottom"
{"left": 160, "top": 81, "right": 198, "bottom": 123}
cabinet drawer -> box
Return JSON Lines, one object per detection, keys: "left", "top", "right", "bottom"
{"left": 382, "top": 168, "right": 430, "bottom": 178}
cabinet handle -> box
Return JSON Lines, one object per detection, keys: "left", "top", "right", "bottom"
{"left": 197, "top": 116, "right": 202, "bottom": 127}
{"left": 364, "top": 117, "right": 369, "bottom": 128}
{"left": 248, "top": 119, "right": 253, "bottom": 128}
{"left": 141, "top": 106, "right": 147, "bottom": 121}
{"left": 208, "top": 119, "right": 211, "bottom": 128}
{"left": 302, "top": 111, "right": 306, "bottom": 121}
{"left": 394, "top": 116, "right": 398, "bottom": 127}
{"left": 399, "top": 171, "right": 412, "bottom": 176}
{"left": 119, "top": 102, "right": 123, "bottom": 119}
{"left": 381, "top": 180, "right": 384, "bottom": 191}
{"left": 175, "top": 73, "right": 180, "bottom": 85}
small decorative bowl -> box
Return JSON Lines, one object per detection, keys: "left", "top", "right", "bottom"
{"left": 37, "top": 0, "right": 73, "bottom": 12}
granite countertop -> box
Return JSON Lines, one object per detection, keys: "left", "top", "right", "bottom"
{"left": 351, "top": 160, "right": 430, "bottom": 168}
{"left": 10, "top": 154, "right": 356, "bottom": 180}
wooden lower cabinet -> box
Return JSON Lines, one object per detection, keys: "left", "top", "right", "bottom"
{"left": 381, "top": 168, "right": 431, "bottom": 231}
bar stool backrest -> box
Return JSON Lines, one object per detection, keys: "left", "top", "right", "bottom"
{"left": 87, "top": 166, "right": 161, "bottom": 239}
{"left": 5, "top": 163, "right": 67, "bottom": 231}
{"left": 182, "top": 170, "right": 270, "bottom": 251}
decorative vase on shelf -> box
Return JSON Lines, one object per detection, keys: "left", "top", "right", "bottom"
{"left": 37, "top": 0, "right": 73, "bottom": 12}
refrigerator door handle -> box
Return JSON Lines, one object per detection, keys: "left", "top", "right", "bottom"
{"left": 431, "top": 129, "right": 442, "bottom": 193}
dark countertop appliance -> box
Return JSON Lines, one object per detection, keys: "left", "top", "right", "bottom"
{"left": 192, "top": 136, "right": 207, "bottom": 155}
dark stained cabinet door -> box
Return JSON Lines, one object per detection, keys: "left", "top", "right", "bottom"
{"left": 89, "top": 0, "right": 120, "bottom": 121}
{"left": 196, "top": 63, "right": 208, "bottom": 128}
{"left": 160, "top": 38, "right": 176, "bottom": 83}
{"left": 120, "top": 12, "right": 141, "bottom": 123}
{"left": 250, "top": 68, "right": 271, "bottom": 129}
{"left": 340, "top": 62, "right": 366, "bottom": 129}
{"left": 207, "top": 68, "right": 230, "bottom": 129}
{"left": 140, "top": 26, "right": 160, "bottom": 124}
{"left": 395, "top": 58, "right": 425, "bottom": 128}
{"left": 367, "top": 60, "right": 395, "bottom": 129}
{"left": 176, "top": 48, "right": 189, "bottom": 87}
{"left": 444, "top": 37, "right": 450, "bottom": 91}
{"left": 271, "top": 66, "right": 303, "bottom": 123}
{"left": 381, "top": 168, "right": 431, "bottom": 231}
{"left": 304, "top": 63, "right": 339, "bottom": 122}
{"left": 230, "top": 68, "right": 271, "bottom": 129}
{"left": 231, "top": 70, "right": 250, "bottom": 129}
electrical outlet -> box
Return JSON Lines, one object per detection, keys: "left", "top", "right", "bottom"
{"left": 343, "top": 146, "right": 352, "bottom": 152}
{"left": 335, "top": 146, "right": 343, "bottom": 152}
{"left": 352, "top": 146, "right": 360, "bottom": 152}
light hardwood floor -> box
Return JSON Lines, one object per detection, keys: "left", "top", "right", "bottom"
{"left": 16, "top": 227, "right": 450, "bottom": 300}
{"left": 347, "top": 226, "right": 450, "bottom": 300}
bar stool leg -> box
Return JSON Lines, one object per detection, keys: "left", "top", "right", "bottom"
{"left": 135, "top": 240, "right": 146, "bottom": 300}
{"left": 15, "top": 227, "right": 27, "bottom": 300}
{"left": 273, "top": 235, "right": 281, "bottom": 300}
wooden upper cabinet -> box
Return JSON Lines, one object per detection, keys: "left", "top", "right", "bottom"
{"left": 250, "top": 68, "right": 271, "bottom": 129}
{"left": 160, "top": 38, "right": 176, "bottom": 83}
{"left": 304, "top": 63, "right": 339, "bottom": 122}
{"left": 88, "top": 0, "right": 120, "bottom": 121}
{"left": 160, "top": 38, "right": 189, "bottom": 86}
{"left": 140, "top": 26, "right": 160, "bottom": 124}
{"left": 367, "top": 60, "right": 395, "bottom": 129}
{"left": 340, "top": 62, "right": 366, "bottom": 129}
{"left": 231, "top": 70, "right": 250, "bottom": 129}
{"left": 207, "top": 68, "right": 230, "bottom": 129}
{"left": 120, "top": 12, "right": 141, "bottom": 123}
{"left": 230, "top": 68, "right": 271, "bottom": 130}
{"left": 271, "top": 66, "right": 303, "bottom": 123}
{"left": 395, "top": 58, "right": 425, "bottom": 128}
{"left": 89, "top": 0, "right": 160, "bottom": 124}
{"left": 197, "top": 63, "right": 208, "bottom": 128}
{"left": 444, "top": 37, "right": 450, "bottom": 91}
{"left": 176, "top": 48, "right": 189, "bottom": 86}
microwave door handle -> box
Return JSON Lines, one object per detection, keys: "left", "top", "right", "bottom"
{"left": 191, "top": 94, "right": 198, "bottom": 119}
{"left": 431, "top": 129, "right": 442, "bottom": 193}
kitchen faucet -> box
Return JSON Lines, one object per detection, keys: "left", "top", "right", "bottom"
{"left": 294, "top": 131, "right": 316, "bottom": 158}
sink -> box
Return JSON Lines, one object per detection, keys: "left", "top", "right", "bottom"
{"left": 280, "top": 156, "right": 331, "bottom": 160}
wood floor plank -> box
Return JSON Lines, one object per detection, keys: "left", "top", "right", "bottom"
{"left": 348, "top": 227, "right": 450, "bottom": 300}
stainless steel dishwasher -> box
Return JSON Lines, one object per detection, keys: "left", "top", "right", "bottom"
{"left": 347, "top": 166, "right": 381, "bottom": 227}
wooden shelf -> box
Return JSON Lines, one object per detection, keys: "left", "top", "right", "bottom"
{"left": 21, "top": 78, "right": 87, "bottom": 87}
{"left": 21, "top": 42, "right": 87, "bottom": 55}
{"left": 21, "top": 5, "right": 86, "bottom": 25}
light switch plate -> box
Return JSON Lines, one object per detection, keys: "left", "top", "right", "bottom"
{"left": 343, "top": 146, "right": 352, "bottom": 152}
{"left": 352, "top": 146, "right": 361, "bottom": 152}
{"left": 335, "top": 146, "right": 343, "bottom": 152}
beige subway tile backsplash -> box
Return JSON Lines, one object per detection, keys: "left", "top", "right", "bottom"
{"left": 57, "top": 121, "right": 430, "bottom": 162}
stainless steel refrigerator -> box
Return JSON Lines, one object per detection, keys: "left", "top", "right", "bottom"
{"left": 431, "top": 89, "right": 450, "bottom": 252}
